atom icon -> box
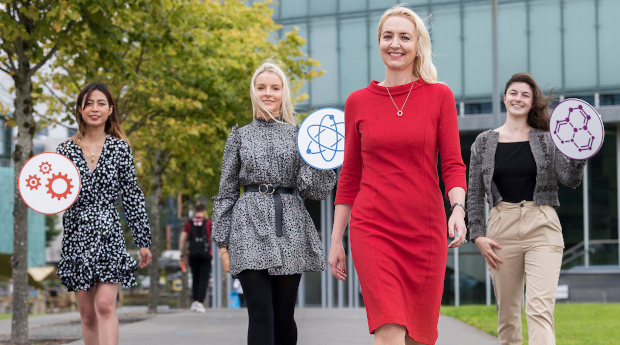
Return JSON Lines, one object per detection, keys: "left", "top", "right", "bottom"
{"left": 45, "top": 172, "right": 74, "bottom": 200}
{"left": 25, "top": 174, "right": 41, "bottom": 190}
{"left": 305, "top": 114, "right": 344, "bottom": 163}
{"left": 39, "top": 162, "right": 52, "bottom": 174}
{"left": 553, "top": 105, "right": 595, "bottom": 152}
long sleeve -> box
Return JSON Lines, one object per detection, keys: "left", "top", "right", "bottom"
{"left": 438, "top": 85, "right": 467, "bottom": 198}
{"left": 554, "top": 145, "right": 586, "bottom": 188}
{"left": 467, "top": 138, "right": 486, "bottom": 241}
{"left": 296, "top": 136, "right": 337, "bottom": 200}
{"left": 212, "top": 125, "right": 241, "bottom": 248}
{"left": 119, "top": 142, "right": 151, "bottom": 249}
{"left": 334, "top": 92, "right": 363, "bottom": 205}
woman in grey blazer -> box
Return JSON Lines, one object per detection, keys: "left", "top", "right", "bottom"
{"left": 212, "top": 60, "right": 336, "bottom": 345}
{"left": 467, "top": 73, "right": 585, "bottom": 345}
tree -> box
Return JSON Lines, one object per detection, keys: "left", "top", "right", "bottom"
{"left": 44, "top": 214, "right": 61, "bottom": 247}
{"left": 39, "top": 0, "right": 322, "bottom": 313}
{"left": 0, "top": 1, "right": 158, "bottom": 342}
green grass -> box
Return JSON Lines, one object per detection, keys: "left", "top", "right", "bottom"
{"left": 440, "top": 304, "right": 620, "bottom": 345}
{"left": 0, "top": 314, "right": 45, "bottom": 320}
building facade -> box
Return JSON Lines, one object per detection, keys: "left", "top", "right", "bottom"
{"left": 242, "top": 0, "right": 620, "bottom": 306}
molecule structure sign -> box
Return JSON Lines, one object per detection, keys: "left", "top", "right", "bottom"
{"left": 297, "top": 108, "right": 345, "bottom": 170}
{"left": 19, "top": 152, "right": 81, "bottom": 215}
{"left": 550, "top": 98, "right": 604, "bottom": 160}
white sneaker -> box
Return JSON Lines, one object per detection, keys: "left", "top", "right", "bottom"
{"left": 190, "top": 301, "right": 198, "bottom": 311}
{"left": 195, "top": 302, "right": 206, "bottom": 313}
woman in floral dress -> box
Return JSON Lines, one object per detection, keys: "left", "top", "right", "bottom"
{"left": 56, "top": 83, "right": 152, "bottom": 345}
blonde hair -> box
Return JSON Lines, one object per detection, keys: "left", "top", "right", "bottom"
{"left": 250, "top": 60, "right": 297, "bottom": 125}
{"left": 377, "top": 4, "right": 438, "bottom": 84}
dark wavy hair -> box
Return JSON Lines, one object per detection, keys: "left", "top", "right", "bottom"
{"left": 504, "top": 73, "right": 554, "bottom": 131}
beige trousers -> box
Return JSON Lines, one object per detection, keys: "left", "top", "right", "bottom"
{"left": 486, "top": 201, "right": 564, "bottom": 345}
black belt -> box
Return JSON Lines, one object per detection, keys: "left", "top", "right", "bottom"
{"left": 244, "top": 184, "right": 295, "bottom": 237}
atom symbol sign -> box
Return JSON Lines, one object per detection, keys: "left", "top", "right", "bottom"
{"left": 305, "top": 114, "right": 345, "bottom": 163}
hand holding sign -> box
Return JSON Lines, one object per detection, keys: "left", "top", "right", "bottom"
{"left": 19, "top": 152, "right": 81, "bottom": 214}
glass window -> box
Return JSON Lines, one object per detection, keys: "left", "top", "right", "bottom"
{"left": 370, "top": 0, "right": 396, "bottom": 11}
{"left": 463, "top": 3, "right": 492, "bottom": 98}
{"left": 563, "top": 0, "right": 597, "bottom": 90}
{"left": 281, "top": 0, "right": 307, "bottom": 18}
{"left": 283, "top": 24, "right": 311, "bottom": 108}
{"left": 599, "top": 0, "right": 620, "bottom": 88}
{"left": 558, "top": 180, "right": 584, "bottom": 269}
{"left": 309, "top": 17, "right": 339, "bottom": 107}
{"left": 309, "top": 0, "right": 336, "bottom": 16}
{"left": 464, "top": 102, "right": 492, "bottom": 115}
{"left": 498, "top": 2, "right": 528, "bottom": 87}
{"left": 529, "top": 0, "right": 562, "bottom": 93}
{"left": 588, "top": 125, "right": 618, "bottom": 266}
{"left": 0, "top": 119, "right": 4, "bottom": 156}
{"left": 431, "top": 6, "right": 463, "bottom": 98}
{"left": 369, "top": 13, "right": 385, "bottom": 82}
{"left": 339, "top": 0, "right": 366, "bottom": 13}
{"left": 340, "top": 18, "right": 369, "bottom": 103}
{"left": 600, "top": 94, "right": 620, "bottom": 106}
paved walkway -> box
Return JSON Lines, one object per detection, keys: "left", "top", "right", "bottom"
{"left": 0, "top": 307, "right": 498, "bottom": 344}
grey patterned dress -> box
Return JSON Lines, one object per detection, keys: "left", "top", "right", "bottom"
{"left": 212, "top": 117, "right": 336, "bottom": 277}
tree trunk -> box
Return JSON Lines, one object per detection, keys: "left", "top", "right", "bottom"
{"left": 11, "top": 67, "right": 35, "bottom": 344}
{"left": 148, "top": 145, "right": 165, "bottom": 313}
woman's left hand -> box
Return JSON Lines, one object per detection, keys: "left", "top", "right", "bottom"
{"left": 448, "top": 208, "right": 467, "bottom": 248}
{"left": 139, "top": 247, "right": 152, "bottom": 268}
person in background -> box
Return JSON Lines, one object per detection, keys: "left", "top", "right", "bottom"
{"left": 179, "top": 204, "right": 212, "bottom": 313}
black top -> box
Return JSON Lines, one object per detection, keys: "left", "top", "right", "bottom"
{"left": 493, "top": 141, "right": 537, "bottom": 203}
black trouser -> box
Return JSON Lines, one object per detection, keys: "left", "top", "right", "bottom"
{"left": 188, "top": 255, "right": 211, "bottom": 303}
{"left": 237, "top": 270, "right": 302, "bottom": 345}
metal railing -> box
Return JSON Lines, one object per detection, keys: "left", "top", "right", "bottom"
{"left": 562, "top": 239, "right": 619, "bottom": 267}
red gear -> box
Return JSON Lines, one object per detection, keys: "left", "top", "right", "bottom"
{"left": 39, "top": 162, "right": 52, "bottom": 174}
{"left": 46, "top": 172, "right": 74, "bottom": 200}
{"left": 25, "top": 174, "right": 41, "bottom": 190}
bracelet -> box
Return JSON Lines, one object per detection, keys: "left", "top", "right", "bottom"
{"left": 450, "top": 202, "right": 466, "bottom": 213}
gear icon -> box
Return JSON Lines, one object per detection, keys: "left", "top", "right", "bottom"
{"left": 45, "top": 172, "right": 74, "bottom": 200}
{"left": 39, "top": 162, "right": 52, "bottom": 174}
{"left": 25, "top": 174, "right": 41, "bottom": 190}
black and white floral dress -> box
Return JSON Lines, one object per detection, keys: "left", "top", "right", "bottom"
{"left": 212, "top": 117, "right": 337, "bottom": 277}
{"left": 56, "top": 135, "right": 151, "bottom": 292}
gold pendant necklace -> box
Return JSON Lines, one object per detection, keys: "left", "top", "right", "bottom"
{"left": 385, "top": 80, "right": 415, "bottom": 117}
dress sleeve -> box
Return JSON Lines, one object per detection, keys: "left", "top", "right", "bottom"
{"left": 296, "top": 125, "right": 337, "bottom": 200}
{"left": 212, "top": 125, "right": 241, "bottom": 248}
{"left": 466, "top": 138, "right": 486, "bottom": 241}
{"left": 438, "top": 85, "right": 467, "bottom": 198}
{"left": 119, "top": 141, "right": 152, "bottom": 249}
{"left": 334, "top": 92, "right": 363, "bottom": 205}
{"left": 554, "top": 145, "right": 586, "bottom": 188}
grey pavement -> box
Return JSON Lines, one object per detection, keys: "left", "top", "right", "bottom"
{"left": 1, "top": 307, "right": 498, "bottom": 344}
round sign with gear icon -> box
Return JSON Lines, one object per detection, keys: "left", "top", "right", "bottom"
{"left": 19, "top": 152, "right": 81, "bottom": 214}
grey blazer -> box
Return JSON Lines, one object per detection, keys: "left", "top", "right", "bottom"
{"left": 467, "top": 128, "right": 586, "bottom": 241}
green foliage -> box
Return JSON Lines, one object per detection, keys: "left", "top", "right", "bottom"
{"left": 440, "top": 304, "right": 620, "bottom": 344}
{"left": 42, "top": 0, "right": 322, "bottom": 203}
{"left": 44, "top": 214, "right": 61, "bottom": 247}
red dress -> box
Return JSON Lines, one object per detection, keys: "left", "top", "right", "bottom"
{"left": 335, "top": 80, "right": 467, "bottom": 344}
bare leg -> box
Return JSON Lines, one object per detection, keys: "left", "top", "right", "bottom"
{"left": 75, "top": 286, "right": 99, "bottom": 345}
{"left": 94, "top": 282, "right": 119, "bottom": 345}
{"left": 405, "top": 334, "right": 426, "bottom": 345}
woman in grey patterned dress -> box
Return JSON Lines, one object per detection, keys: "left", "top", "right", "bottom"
{"left": 213, "top": 61, "right": 336, "bottom": 345}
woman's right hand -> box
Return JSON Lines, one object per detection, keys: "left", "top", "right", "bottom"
{"left": 328, "top": 241, "right": 347, "bottom": 281}
{"left": 475, "top": 237, "right": 503, "bottom": 270}
{"left": 220, "top": 248, "right": 230, "bottom": 273}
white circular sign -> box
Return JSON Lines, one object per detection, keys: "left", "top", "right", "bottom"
{"left": 297, "top": 107, "right": 345, "bottom": 170}
{"left": 19, "top": 152, "right": 81, "bottom": 215}
{"left": 550, "top": 98, "right": 604, "bottom": 160}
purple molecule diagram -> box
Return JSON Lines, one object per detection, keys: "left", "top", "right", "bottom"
{"left": 549, "top": 98, "right": 604, "bottom": 160}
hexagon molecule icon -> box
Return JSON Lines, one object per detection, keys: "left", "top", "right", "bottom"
{"left": 550, "top": 99, "right": 604, "bottom": 160}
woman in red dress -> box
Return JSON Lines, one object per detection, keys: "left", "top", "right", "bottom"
{"left": 329, "top": 5, "right": 468, "bottom": 345}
